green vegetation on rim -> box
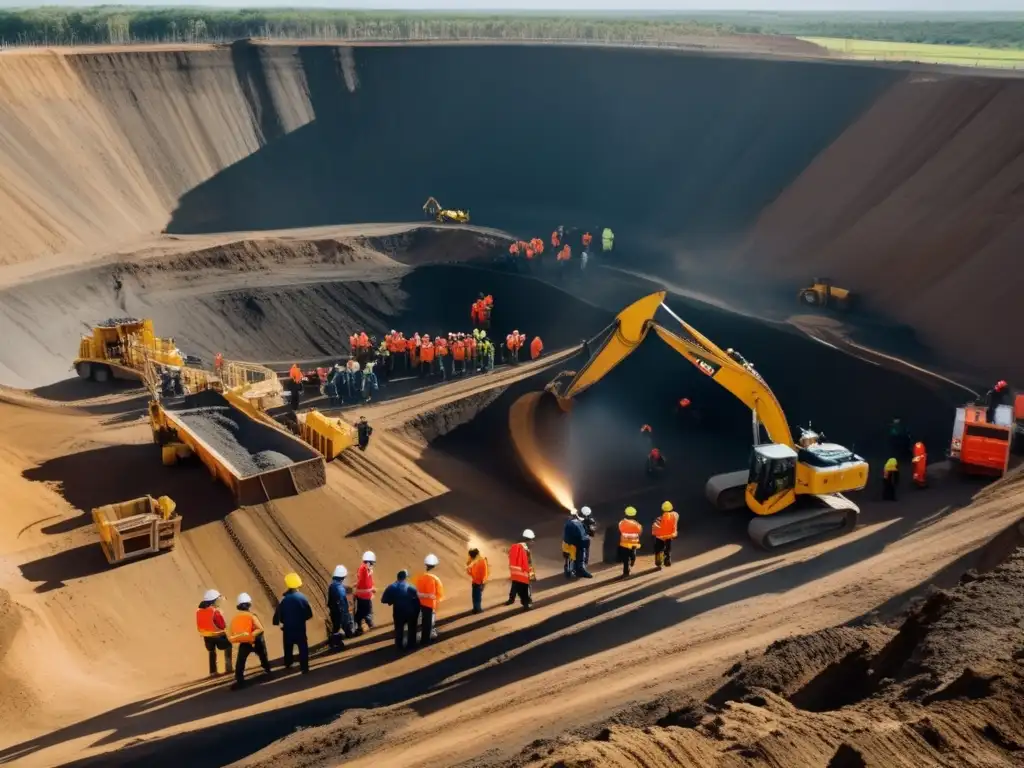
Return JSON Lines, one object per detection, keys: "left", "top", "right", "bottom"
{"left": 806, "top": 37, "right": 1024, "bottom": 69}
{"left": 0, "top": 9, "right": 1022, "bottom": 50}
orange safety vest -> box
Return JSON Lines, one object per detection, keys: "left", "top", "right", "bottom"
{"left": 421, "top": 342, "right": 435, "bottom": 363}
{"left": 530, "top": 337, "right": 543, "bottom": 360}
{"left": 416, "top": 572, "right": 444, "bottom": 610}
{"left": 506, "top": 335, "right": 515, "bottom": 351}
{"left": 509, "top": 242, "right": 519, "bottom": 255}
{"left": 508, "top": 543, "right": 532, "bottom": 584}
{"left": 453, "top": 342, "right": 466, "bottom": 361}
{"left": 354, "top": 563, "right": 374, "bottom": 600}
{"left": 359, "top": 333, "right": 369, "bottom": 349}
{"left": 289, "top": 365, "right": 303, "bottom": 385}
{"left": 466, "top": 556, "right": 489, "bottom": 585}
{"left": 533, "top": 239, "right": 544, "bottom": 254}
{"left": 436, "top": 339, "right": 448, "bottom": 356}
{"left": 525, "top": 247, "right": 535, "bottom": 260}
{"left": 467, "top": 338, "right": 476, "bottom": 357}
{"left": 551, "top": 231, "right": 560, "bottom": 248}
{"left": 228, "top": 611, "right": 264, "bottom": 644}
{"left": 395, "top": 337, "right": 407, "bottom": 354}
{"left": 196, "top": 606, "right": 225, "bottom": 637}
{"left": 619, "top": 518, "right": 643, "bottom": 549}
{"left": 652, "top": 511, "right": 679, "bottom": 540}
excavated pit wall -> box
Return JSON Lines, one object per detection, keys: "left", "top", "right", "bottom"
{"left": 1, "top": 44, "right": 1021, "bottom": 380}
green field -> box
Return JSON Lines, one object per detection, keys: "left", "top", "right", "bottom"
{"left": 804, "top": 37, "right": 1024, "bottom": 69}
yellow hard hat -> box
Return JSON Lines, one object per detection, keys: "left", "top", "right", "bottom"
{"left": 661, "top": 501, "right": 674, "bottom": 513}
{"left": 624, "top": 506, "right": 637, "bottom": 518}
{"left": 284, "top": 572, "right": 302, "bottom": 589}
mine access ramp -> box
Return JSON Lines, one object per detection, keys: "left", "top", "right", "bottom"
{"left": 151, "top": 390, "right": 326, "bottom": 505}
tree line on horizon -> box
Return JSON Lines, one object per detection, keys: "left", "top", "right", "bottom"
{"left": 0, "top": 8, "right": 1022, "bottom": 50}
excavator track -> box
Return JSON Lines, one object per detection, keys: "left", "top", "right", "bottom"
{"left": 747, "top": 494, "right": 859, "bottom": 550}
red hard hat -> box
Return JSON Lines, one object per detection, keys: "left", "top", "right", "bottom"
{"left": 996, "top": 380, "right": 1007, "bottom": 391}
{"left": 650, "top": 448, "right": 661, "bottom": 459}
{"left": 680, "top": 398, "right": 691, "bottom": 408}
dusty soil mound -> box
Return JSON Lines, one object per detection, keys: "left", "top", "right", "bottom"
{"left": 527, "top": 548, "right": 1024, "bottom": 768}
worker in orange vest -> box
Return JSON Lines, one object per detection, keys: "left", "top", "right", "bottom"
{"left": 228, "top": 592, "right": 271, "bottom": 689}
{"left": 288, "top": 364, "right": 304, "bottom": 411}
{"left": 618, "top": 507, "right": 643, "bottom": 577}
{"left": 420, "top": 335, "right": 435, "bottom": 378}
{"left": 452, "top": 335, "right": 467, "bottom": 376}
{"left": 466, "top": 548, "right": 489, "bottom": 614}
{"left": 505, "top": 529, "right": 535, "bottom": 609}
{"left": 466, "top": 332, "right": 478, "bottom": 373}
{"left": 508, "top": 242, "right": 520, "bottom": 259}
{"left": 530, "top": 336, "right": 543, "bottom": 361}
{"left": 481, "top": 295, "right": 494, "bottom": 329}
{"left": 353, "top": 551, "right": 376, "bottom": 634}
{"left": 416, "top": 554, "right": 445, "bottom": 645}
{"left": 651, "top": 501, "right": 679, "bottom": 570}
{"left": 435, "top": 335, "right": 448, "bottom": 380}
{"left": 551, "top": 229, "right": 561, "bottom": 250}
{"left": 196, "top": 588, "right": 233, "bottom": 676}
{"left": 912, "top": 442, "right": 928, "bottom": 488}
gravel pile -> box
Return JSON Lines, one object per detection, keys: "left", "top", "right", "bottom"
{"left": 96, "top": 317, "right": 143, "bottom": 328}
{"left": 176, "top": 404, "right": 305, "bottom": 478}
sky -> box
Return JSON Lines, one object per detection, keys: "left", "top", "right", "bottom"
{"left": 0, "top": 0, "right": 1019, "bottom": 9}
{"left": 0, "top": 0, "right": 1021, "bottom": 9}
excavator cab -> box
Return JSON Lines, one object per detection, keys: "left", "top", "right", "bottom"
{"left": 748, "top": 444, "right": 797, "bottom": 505}
{"left": 799, "top": 278, "right": 854, "bottom": 311}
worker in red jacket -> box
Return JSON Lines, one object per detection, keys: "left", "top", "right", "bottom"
{"left": 353, "top": 552, "right": 376, "bottom": 634}
{"left": 912, "top": 442, "right": 928, "bottom": 488}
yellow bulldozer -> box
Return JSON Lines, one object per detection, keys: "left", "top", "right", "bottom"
{"left": 512, "top": 291, "right": 869, "bottom": 550}
{"left": 423, "top": 196, "right": 470, "bottom": 224}
{"left": 798, "top": 278, "right": 855, "bottom": 311}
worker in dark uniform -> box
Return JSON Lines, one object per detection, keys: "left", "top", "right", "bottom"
{"left": 579, "top": 506, "right": 598, "bottom": 568}
{"left": 380, "top": 569, "right": 420, "bottom": 651}
{"left": 647, "top": 447, "right": 666, "bottom": 476}
{"left": 882, "top": 457, "right": 900, "bottom": 501}
{"left": 986, "top": 380, "right": 1011, "bottom": 423}
{"left": 327, "top": 565, "right": 354, "bottom": 652}
{"left": 562, "top": 509, "right": 582, "bottom": 579}
{"left": 357, "top": 416, "right": 373, "bottom": 451}
{"left": 272, "top": 572, "right": 313, "bottom": 673}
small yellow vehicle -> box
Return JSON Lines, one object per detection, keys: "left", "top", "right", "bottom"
{"left": 799, "top": 278, "right": 855, "bottom": 311}
{"left": 423, "top": 196, "right": 470, "bottom": 224}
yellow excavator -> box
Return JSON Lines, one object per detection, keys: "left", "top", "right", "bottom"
{"left": 524, "top": 291, "right": 869, "bottom": 550}
{"left": 423, "top": 196, "right": 470, "bottom": 224}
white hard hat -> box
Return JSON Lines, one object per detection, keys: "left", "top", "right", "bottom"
{"left": 237, "top": 592, "right": 252, "bottom": 605}
{"left": 424, "top": 553, "right": 440, "bottom": 567}
{"left": 333, "top": 565, "right": 348, "bottom": 579}
{"left": 580, "top": 506, "right": 592, "bottom": 517}
{"left": 203, "top": 589, "right": 221, "bottom": 602}
{"left": 569, "top": 507, "right": 579, "bottom": 517}
{"left": 362, "top": 551, "right": 376, "bottom": 563}
{"left": 522, "top": 529, "right": 535, "bottom": 540}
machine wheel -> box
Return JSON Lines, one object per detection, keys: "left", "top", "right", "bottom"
{"left": 75, "top": 361, "right": 92, "bottom": 380}
{"left": 92, "top": 365, "right": 110, "bottom": 383}
{"left": 800, "top": 290, "right": 821, "bottom": 307}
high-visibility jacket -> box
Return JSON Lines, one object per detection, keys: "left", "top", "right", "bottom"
{"left": 619, "top": 518, "right": 643, "bottom": 549}
{"left": 436, "top": 339, "right": 448, "bottom": 356}
{"left": 525, "top": 247, "right": 535, "bottom": 260}
{"left": 467, "top": 338, "right": 477, "bottom": 357}
{"left": 652, "top": 511, "right": 679, "bottom": 540}
{"left": 530, "top": 337, "right": 543, "bottom": 360}
{"left": 358, "top": 332, "right": 369, "bottom": 349}
{"left": 883, "top": 458, "right": 899, "bottom": 479}
{"left": 354, "top": 563, "right": 375, "bottom": 600}
{"left": 420, "top": 342, "right": 435, "bottom": 363}
{"left": 196, "top": 606, "right": 226, "bottom": 637}
{"left": 416, "top": 572, "right": 444, "bottom": 610}
{"left": 393, "top": 337, "right": 406, "bottom": 353}
{"left": 289, "top": 365, "right": 303, "bottom": 384}
{"left": 509, "top": 543, "right": 532, "bottom": 584}
{"left": 912, "top": 447, "right": 927, "bottom": 484}
{"left": 453, "top": 342, "right": 466, "bottom": 361}
{"left": 349, "top": 334, "right": 358, "bottom": 351}
{"left": 466, "top": 555, "right": 489, "bottom": 585}
{"left": 551, "top": 231, "right": 561, "bottom": 248}
{"left": 506, "top": 334, "right": 515, "bottom": 351}
{"left": 509, "top": 242, "right": 519, "bottom": 256}
{"left": 228, "top": 610, "right": 264, "bottom": 644}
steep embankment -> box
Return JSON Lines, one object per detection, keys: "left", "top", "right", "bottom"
{"left": 739, "top": 73, "right": 1024, "bottom": 383}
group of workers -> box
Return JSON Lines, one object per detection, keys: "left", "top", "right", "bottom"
{"left": 506, "top": 226, "right": 615, "bottom": 273}
{"left": 197, "top": 499, "right": 683, "bottom": 686}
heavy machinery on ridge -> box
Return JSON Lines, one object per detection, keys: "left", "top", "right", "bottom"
{"left": 423, "top": 196, "right": 470, "bottom": 224}
{"left": 74, "top": 317, "right": 185, "bottom": 382}
{"left": 518, "top": 291, "right": 869, "bottom": 550}
{"left": 799, "top": 278, "right": 855, "bottom": 311}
